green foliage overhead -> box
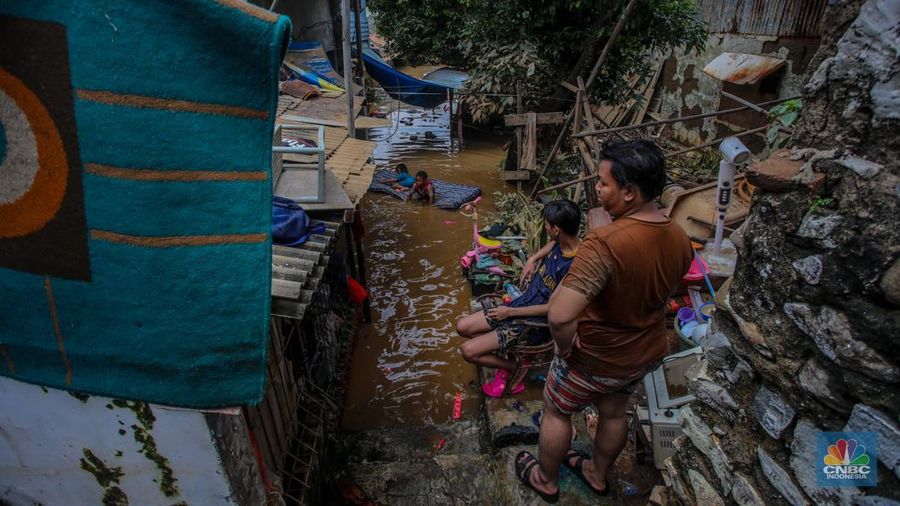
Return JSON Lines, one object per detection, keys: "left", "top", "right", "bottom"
{"left": 368, "top": 0, "right": 706, "bottom": 123}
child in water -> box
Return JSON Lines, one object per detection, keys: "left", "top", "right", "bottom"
{"left": 410, "top": 170, "right": 436, "bottom": 205}
{"left": 378, "top": 163, "right": 416, "bottom": 191}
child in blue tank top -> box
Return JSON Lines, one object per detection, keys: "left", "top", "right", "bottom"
{"left": 455, "top": 200, "right": 582, "bottom": 397}
{"left": 378, "top": 163, "right": 416, "bottom": 189}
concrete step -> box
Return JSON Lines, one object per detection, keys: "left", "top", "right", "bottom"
{"left": 479, "top": 365, "right": 594, "bottom": 449}
{"left": 337, "top": 420, "right": 485, "bottom": 464}
{"left": 344, "top": 454, "right": 512, "bottom": 506}
{"left": 495, "top": 445, "right": 619, "bottom": 506}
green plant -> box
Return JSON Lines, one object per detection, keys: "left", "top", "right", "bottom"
{"left": 493, "top": 191, "right": 546, "bottom": 254}
{"left": 808, "top": 196, "right": 833, "bottom": 213}
{"left": 767, "top": 99, "right": 803, "bottom": 149}
{"left": 368, "top": 0, "right": 706, "bottom": 123}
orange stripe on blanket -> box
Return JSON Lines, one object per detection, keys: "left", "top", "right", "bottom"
{"left": 92, "top": 230, "right": 267, "bottom": 247}
{"left": 214, "top": 0, "right": 280, "bottom": 23}
{"left": 86, "top": 163, "right": 268, "bottom": 182}
{"left": 77, "top": 89, "right": 268, "bottom": 119}
{"left": 44, "top": 276, "right": 73, "bottom": 385}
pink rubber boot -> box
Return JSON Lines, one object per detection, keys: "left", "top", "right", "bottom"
{"left": 482, "top": 368, "right": 525, "bottom": 397}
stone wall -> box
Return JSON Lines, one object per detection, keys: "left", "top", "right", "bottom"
{"left": 665, "top": 0, "right": 900, "bottom": 504}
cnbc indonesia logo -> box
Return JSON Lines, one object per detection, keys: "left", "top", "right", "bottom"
{"left": 817, "top": 432, "right": 877, "bottom": 487}
{"left": 823, "top": 439, "right": 870, "bottom": 479}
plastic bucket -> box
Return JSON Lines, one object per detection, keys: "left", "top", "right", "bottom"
{"left": 674, "top": 315, "right": 699, "bottom": 349}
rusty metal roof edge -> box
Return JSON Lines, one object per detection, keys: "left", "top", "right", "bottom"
{"left": 702, "top": 52, "right": 786, "bottom": 85}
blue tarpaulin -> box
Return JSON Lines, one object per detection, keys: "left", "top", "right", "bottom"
{"left": 363, "top": 48, "right": 468, "bottom": 109}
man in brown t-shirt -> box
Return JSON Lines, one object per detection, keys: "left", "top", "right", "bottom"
{"left": 515, "top": 140, "right": 692, "bottom": 501}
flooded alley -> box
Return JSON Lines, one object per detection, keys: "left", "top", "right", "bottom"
{"left": 342, "top": 100, "right": 506, "bottom": 429}
{"left": 4, "top": 1, "right": 894, "bottom": 505}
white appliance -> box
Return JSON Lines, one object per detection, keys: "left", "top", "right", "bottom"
{"left": 643, "top": 346, "right": 703, "bottom": 469}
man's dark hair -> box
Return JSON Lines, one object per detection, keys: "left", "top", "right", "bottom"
{"left": 599, "top": 139, "right": 667, "bottom": 200}
{"left": 416, "top": 170, "right": 428, "bottom": 179}
{"left": 543, "top": 199, "right": 581, "bottom": 236}
{"left": 395, "top": 163, "right": 408, "bottom": 173}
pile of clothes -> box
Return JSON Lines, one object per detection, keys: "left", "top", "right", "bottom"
{"left": 459, "top": 223, "right": 527, "bottom": 289}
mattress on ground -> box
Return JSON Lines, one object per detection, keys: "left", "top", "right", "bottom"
{"left": 368, "top": 169, "right": 481, "bottom": 209}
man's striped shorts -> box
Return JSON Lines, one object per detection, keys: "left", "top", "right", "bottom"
{"left": 543, "top": 356, "right": 645, "bottom": 415}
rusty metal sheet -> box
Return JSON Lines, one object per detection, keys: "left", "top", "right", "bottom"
{"left": 703, "top": 52, "right": 785, "bottom": 84}
{"left": 697, "top": 0, "right": 826, "bottom": 37}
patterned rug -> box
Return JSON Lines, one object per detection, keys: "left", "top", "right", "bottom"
{"left": 0, "top": 1, "right": 291, "bottom": 408}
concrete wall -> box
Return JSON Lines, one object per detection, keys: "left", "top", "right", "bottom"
{"left": 252, "top": 0, "right": 339, "bottom": 52}
{"left": 0, "top": 377, "right": 257, "bottom": 505}
{"left": 657, "top": 34, "right": 820, "bottom": 148}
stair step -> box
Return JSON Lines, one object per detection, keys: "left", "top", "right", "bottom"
{"left": 345, "top": 455, "right": 510, "bottom": 506}
{"left": 338, "top": 421, "right": 484, "bottom": 464}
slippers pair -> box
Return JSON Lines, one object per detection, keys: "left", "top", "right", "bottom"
{"left": 514, "top": 449, "right": 610, "bottom": 503}
{"left": 515, "top": 451, "right": 559, "bottom": 503}
{"left": 563, "top": 449, "right": 609, "bottom": 496}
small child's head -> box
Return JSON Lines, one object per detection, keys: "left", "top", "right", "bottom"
{"left": 416, "top": 170, "right": 428, "bottom": 182}
{"left": 395, "top": 163, "right": 408, "bottom": 174}
{"left": 542, "top": 199, "right": 581, "bottom": 239}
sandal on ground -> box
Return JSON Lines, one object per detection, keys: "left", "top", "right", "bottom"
{"left": 514, "top": 451, "right": 559, "bottom": 503}
{"left": 562, "top": 449, "right": 609, "bottom": 496}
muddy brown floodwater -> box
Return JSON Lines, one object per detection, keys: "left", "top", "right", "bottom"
{"left": 341, "top": 100, "right": 508, "bottom": 430}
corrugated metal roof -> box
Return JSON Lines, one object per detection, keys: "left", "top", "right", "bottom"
{"left": 270, "top": 220, "right": 340, "bottom": 320}
{"left": 703, "top": 52, "right": 785, "bottom": 84}
{"left": 697, "top": 0, "right": 827, "bottom": 37}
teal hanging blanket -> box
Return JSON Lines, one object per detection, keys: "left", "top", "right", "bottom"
{"left": 0, "top": 1, "right": 291, "bottom": 407}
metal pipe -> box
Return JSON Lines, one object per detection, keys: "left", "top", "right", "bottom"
{"left": 341, "top": 0, "right": 356, "bottom": 138}
{"left": 353, "top": 0, "right": 367, "bottom": 112}
{"left": 720, "top": 91, "right": 793, "bottom": 134}
{"left": 666, "top": 125, "right": 768, "bottom": 158}
{"left": 574, "top": 95, "right": 801, "bottom": 138}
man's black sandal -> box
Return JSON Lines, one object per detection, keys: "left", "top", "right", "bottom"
{"left": 563, "top": 449, "right": 610, "bottom": 496}
{"left": 515, "top": 451, "right": 560, "bottom": 503}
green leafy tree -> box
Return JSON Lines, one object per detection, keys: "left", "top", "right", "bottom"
{"left": 368, "top": 0, "right": 706, "bottom": 123}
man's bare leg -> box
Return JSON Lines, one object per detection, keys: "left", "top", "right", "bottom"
{"left": 527, "top": 395, "right": 571, "bottom": 495}
{"left": 573, "top": 391, "right": 631, "bottom": 490}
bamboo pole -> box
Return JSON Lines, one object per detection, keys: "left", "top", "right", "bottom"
{"left": 574, "top": 95, "right": 801, "bottom": 138}
{"left": 529, "top": 0, "right": 639, "bottom": 199}
{"left": 538, "top": 173, "right": 598, "bottom": 194}
{"left": 540, "top": 124, "right": 771, "bottom": 194}
{"left": 584, "top": 0, "right": 640, "bottom": 90}
{"left": 516, "top": 81, "right": 523, "bottom": 192}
